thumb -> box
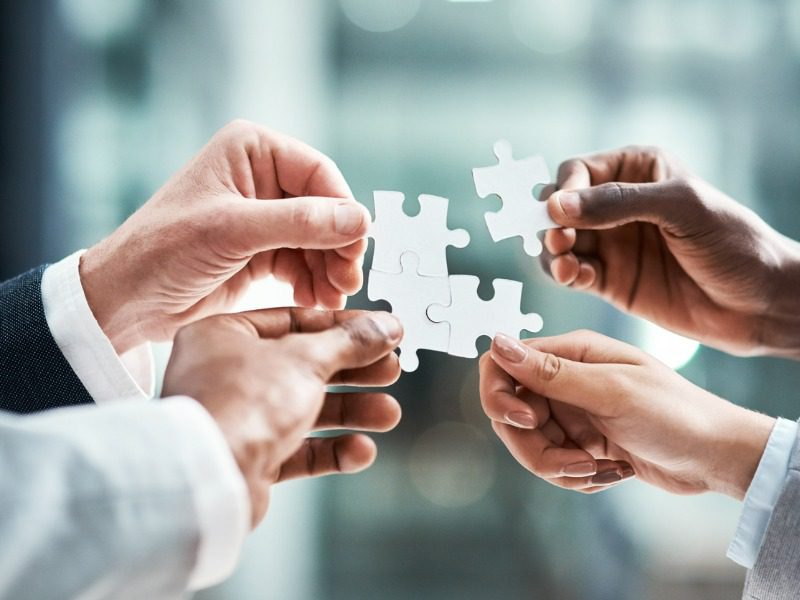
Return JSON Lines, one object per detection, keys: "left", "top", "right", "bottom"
{"left": 548, "top": 180, "right": 695, "bottom": 231}
{"left": 489, "top": 333, "right": 621, "bottom": 415}
{"left": 291, "top": 311, "right": 403, "bottom": 381}
{"left": 234, "top": 196, "right": 370, "bottom": 252}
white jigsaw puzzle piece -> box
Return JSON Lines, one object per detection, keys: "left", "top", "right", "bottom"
{"left": 369, "top": 191, "right": 470, "bottom": 277}
{"left": 367, "top": 251, "right": 451, "bottom": 372}
{"left": 472, "top": 139, "right": 557, "bottom": 257}
{"left": 427, "top": 275, "right": 543, "bottom": 359}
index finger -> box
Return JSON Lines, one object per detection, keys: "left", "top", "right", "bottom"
{"left": 225, "top": 307, "right": 374, "bottom": 340}
{"left": 478, "top": 353, "right": 550, "bottom": 429}
{"left": 255, "top": 128, "right": 352, "bottom": 199}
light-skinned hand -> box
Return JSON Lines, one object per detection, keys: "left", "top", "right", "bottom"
{"left": 480, "top": 329, "right": 774, "bottom": 498}
{"left": 162, "top": 308, "right": 403, "bottom": 527}
{"left": 542, "top": 146, "right": 800, "bottom": 358}
{"left": 80, "top": 120, "right": 371, "bottom": 354}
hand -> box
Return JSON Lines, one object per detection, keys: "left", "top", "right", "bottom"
{"left": 162, "top": 308, "right": 403, "bottom": 527}
{"left": 80, "top": 120, "right": 371, "bottom": 354}
{"left": 542, "top": 146, "right": 800, "bottom": 358}
{"left": 479, "top": 330, "right": 775, "bottom": 498}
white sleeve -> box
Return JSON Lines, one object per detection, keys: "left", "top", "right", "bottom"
{"left": 0, "top": 397, "right": 250, "bottom": 598}
{"left": 40, "top": 250, "right": 154, "bottom": 404}
{"left": 727, "top": 417, "right": 798, "bottom": 568}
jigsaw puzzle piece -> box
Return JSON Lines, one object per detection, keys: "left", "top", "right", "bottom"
{"left": 369, "top": 191, "right": 470, "bottom": 277}
{"left": 367, "top": 252, "right": 451, "bottom": 372}
{"left": 472, "top": 139, "right": 557, "bottom": 257}
{"left": 427, "top": 276, "right": 543, "bottom": 359}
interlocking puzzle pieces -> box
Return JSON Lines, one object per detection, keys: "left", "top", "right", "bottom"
{"left": 472, "top": 139, "right": 557, "bottom": 257}
{"left": 367, "top": 252, "right": 451, "bottom": 372}
{"left": 369, "top": 191, "right": 470, "bottom": 277}
{"left": 427, "top": 275, "right": 543, "bottom": 359}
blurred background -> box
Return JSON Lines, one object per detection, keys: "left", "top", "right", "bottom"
{"left": 2, "top": 1, "right": 800, "bottom": 598}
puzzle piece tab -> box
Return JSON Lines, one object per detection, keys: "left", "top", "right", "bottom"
{"left": 369, "top": 191, "right": 470, "bottom": 277}
{"left": 427, "top": 275, "right": 543, "bottom": 359}
{"left": 472, "top": 139, "right": 557, "bottom": 257}
{"left": 367, "top": 252, "right": 451, "bottom": 372}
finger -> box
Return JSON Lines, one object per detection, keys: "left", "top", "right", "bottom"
{"left": 544, "top": 228, "right": 576, "bottom": 255}
{"left": 556, "top": 157, "right": 593, "bottom": 191}
{"left": 547, "top": 461, "right": 635, "bottom": 491}
{"left": 570, "top": 260, "right": 599, "bottom": 290}
{"left": 547, "top": 180, "right": 693, "bottom": 231}
{"left": 489, "top": 331, "right": 644, "bottom": 413}
{"left": 549, "top": 253, "right": 581, "bottom": 286}
{"left": 305, "top": 250, "right": 345, "bottom": 308}
{"left": 314, "top": 392, "right": 401, "bottom": 432}
{"left": 492, "top": 421, "right": 596, "bottom": 479}
{"left": 335, "top": 238, "right": 367, "bottom": 262}
{"left": 332, "top": 352, "right": 401, "bottom": 387}
{"left": 289, "top": 311, "right": 403, "bottom": 378}
{"left": 233, "top": 196, "right": 371, "bottom": 252}
{"left": 269, "top": 250, "right": 316, "bottom": 307}
{"left": 224, "top": 121, "right": 354, "bottom": 200}
{"left": 267, "top": 132, "right": 353, "bottom": 199}
{"left": 538, "top": 183, "right": 556, "bottom": 201}
{"left": 224, "top": 308, "right": 402, "bottom": 383}
{"left": 276, "top": 434, "right": 377, "bottom": 482}
{"left": 325, "top": 249, "right": 363, "bottom": 297}
{"left": 479, "top": 354, "right": 549, "bottom": 429}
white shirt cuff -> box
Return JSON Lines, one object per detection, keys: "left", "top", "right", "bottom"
{"left": 727, "top": 416, "right": 798, "bottom": 568}
{"left": 159, "top": 397, "right": 251, "bottom": 589}
{"left": 41, "top": 250, "right": 154, "bottom": 403}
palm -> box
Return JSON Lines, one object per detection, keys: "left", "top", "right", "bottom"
{"left": 545, "top": 399, "right": 708, "bottom": 495}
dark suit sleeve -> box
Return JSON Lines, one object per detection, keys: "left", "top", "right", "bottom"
{"left": 0, "top": 266, "right": 93, "bottom": 413}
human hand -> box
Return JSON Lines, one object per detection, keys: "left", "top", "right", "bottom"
{"left": 80, "top": 120, "right": 371, "bottom": 354}
{"left": 162, "top": 308, "right": 402, "bottom": 527}
{"left": 480, "top": 330, "right": 775, "bottom": 498}
{"left": 542, "top": 146, "right": 800, "bottom": 358}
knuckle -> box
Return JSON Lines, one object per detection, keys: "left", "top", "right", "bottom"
{"left": 290, "top": 200, "right": 320, "bottom": 231}
{"left": 341, "top": 318, "right": 380, "bottom": 355}
{"left": 223, "top": 118, "right": 255, "bottom": 135}
{"left": 534, "top": 352, "right": 562, "bottom": 382}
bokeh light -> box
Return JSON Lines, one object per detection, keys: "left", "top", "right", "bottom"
{"left": 409, "top": 422, "right": 495, "bottom": 508}
{"left": 58, "top": 0, "right": 144, "bottom": 43}
{"left": 509, "top": 0, "right": 593, "bottom": 54}
{"left": 637, "top": 319, "right": 700, "bottom": 370}
{"left": 339, "top": 0, "right": 421, "bottom": 33}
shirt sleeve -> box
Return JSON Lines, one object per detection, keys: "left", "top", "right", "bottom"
{"left": 39, "top": 251, "right": 250, "bottom": 589}
{"left": 40, "top": 250, "right": 154, "bottom": 403}
{"left": 0, "top": 397, "right": 250, "bottom": 598}
{"left": 727, "top": 416, "right": 799, "bottom": 568}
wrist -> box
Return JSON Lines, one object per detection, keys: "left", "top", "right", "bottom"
{"left": 761, "top": 236, "right": 800, "bottom": 358}
{"left": 706, "top": 405, "right": 775, "bottom": 500}
{"left": 80, "top": 243, "right": 146, "bottom": 355}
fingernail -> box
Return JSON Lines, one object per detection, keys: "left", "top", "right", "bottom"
{"left": 591, "top": 470, "right": 622, "bottom": 485}
{"left": 335, "top": 203, "right": 365, "bottom": 235}
{"left": 505, "top": 411, "right": 536, "bottom": 429}
{"left": 561, "top": 461, "right": 597, "bottom": 477}
{"left": 493, "top": 333, "right": 527, "bottom": 363}
{"left": 368, "top": 312, "right": 402, "bottom": 342}
{"left": 620, "top": 463, "right": 635, "bottom": 479}
{"left": 554, "top": 191, "right": 581, "bottom": 218}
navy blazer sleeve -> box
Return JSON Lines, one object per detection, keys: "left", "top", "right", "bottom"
{"left": 0, "top": 266, "right": 93, "bottom": 413}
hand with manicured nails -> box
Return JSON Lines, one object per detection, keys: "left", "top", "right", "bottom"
{"left": 480, "top": 330, "right": 774, "bottom": 498}
{"left": 162, "top": 308, "right": 403, "bottom": 527}
{"left": 80, "top": 120, "right": 371, "bottom": 354}
{"left": 541, "top": 146, "right": 800, "bottom": 358}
